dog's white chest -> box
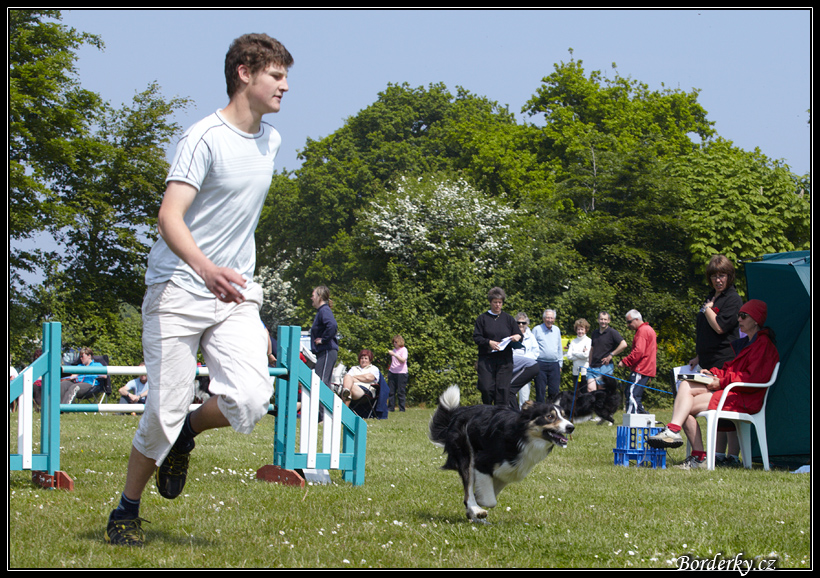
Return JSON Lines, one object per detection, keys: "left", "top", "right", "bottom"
{"left": 493, "top": 440, "right": 552, "bottom": 483}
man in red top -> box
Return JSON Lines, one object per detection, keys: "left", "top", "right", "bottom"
{"left": 618, "top": 309, "right": 657, "bottom": 414}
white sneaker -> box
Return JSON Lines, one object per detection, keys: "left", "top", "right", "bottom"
{"left": 648, "top": 427, "right": 683, "bottom": 449}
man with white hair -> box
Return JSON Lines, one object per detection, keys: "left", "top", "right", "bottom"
{"left": 532, "top": 308, "right": 563, "bottom": 402}
{"left": 618, "top": 309, "right": 657, "bottom": 414}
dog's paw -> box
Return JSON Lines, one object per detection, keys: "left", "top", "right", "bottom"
{"left": 467, "top": 507, "right": 488, "bottom": 521}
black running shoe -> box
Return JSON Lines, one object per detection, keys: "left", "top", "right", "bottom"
{"left": 105, "top": 510, "right": 147, "bottom": 547}
{"left": 156, "top": 438, "right": 194, "bottom": 499}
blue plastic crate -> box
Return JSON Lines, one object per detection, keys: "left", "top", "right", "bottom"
{"left": 613, "top": 426, "right": 667, "bottom": 468}
{"left": 616, "top": 425, "right": 662, "bottom": 450}
{"left": 613, "top": 447, "right": 667, "bottom": 468}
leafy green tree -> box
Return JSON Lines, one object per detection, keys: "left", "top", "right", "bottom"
{"left": 674, "top": 137, "right": 811, "bottom": 280}
{"left": 15, "top": 84, "right": 189, "bottom": 363}
{"left": 255, "top": 58, "right": 809, "bottom": 407}
{"left": 303, "top": 173, "right": 518, "bottom": 404}
{"left": 47, "top": 83, "right": 189, "bottom": 316}
{"left": 9, "top": 9, "right": 102, "bottom": 291}
{"left": 9, "top": 10, "right": 189, "bottom": 368}
{"left": 520, "top": 57, "right": 707, "bottom": 374}
{"left": 523, "top": 54, "right": 715, "bottom": 172}
{"left": 259, "top": 83, "right": 531, "bottom": 298}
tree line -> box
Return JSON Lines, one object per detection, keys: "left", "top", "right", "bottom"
{"left": 10, "top": 11, "right": 810, "bottom": 404}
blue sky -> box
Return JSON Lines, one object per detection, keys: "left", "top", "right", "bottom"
{"left": 12, "top": 9, "right": 812, "bottom": 284}
{"left": 59, "top": 8, "right": 811, "bottom": 175}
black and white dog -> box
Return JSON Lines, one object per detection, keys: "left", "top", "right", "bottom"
{"left": 428, "top": 386, "right": 574, "bottom": 521}
{"left": 550, "top": 375, "right": 621, "bottom": 425}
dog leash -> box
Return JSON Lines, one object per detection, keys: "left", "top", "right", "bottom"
{"left": 564, "top": 369, "right": 674, "bottom": 422}
{"left": 585, "top": 368, "right": 675, "bottom": 395}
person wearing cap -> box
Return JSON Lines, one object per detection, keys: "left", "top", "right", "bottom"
{"left": 649, "top": 299, "right": 779, "bottom": 468}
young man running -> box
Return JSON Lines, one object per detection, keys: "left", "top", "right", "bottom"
{"left": 105, "top": 33, "right": 293, "bottom": 547}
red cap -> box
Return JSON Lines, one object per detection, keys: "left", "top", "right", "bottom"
{"left": 740, "top": 299, "right": 767, "bottom": 325}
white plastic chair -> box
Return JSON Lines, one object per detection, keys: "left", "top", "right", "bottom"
{"left": 689, "top": 362, "right": 780, "bottom": 471}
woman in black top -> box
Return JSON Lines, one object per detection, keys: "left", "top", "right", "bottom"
{"left": 687, "top": 255, "right": 743, "bottom": 465}
{"left": 472, "top": 287, "right": 522, "bottom": 407}
{"left": 690, "top": 255, "right": 743, "bottom": 370}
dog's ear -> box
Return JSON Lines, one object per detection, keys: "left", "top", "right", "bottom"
{"left": 521, "top": 400, "right": 535, "bottom": 411}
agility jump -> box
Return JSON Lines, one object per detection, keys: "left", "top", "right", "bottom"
{"left": 9, "top": 322, "right": 367, "bottom": 490}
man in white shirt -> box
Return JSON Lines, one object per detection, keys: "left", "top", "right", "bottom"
{"left": 106, "top": 33, "right": 293, "bottom": 547}
{"left": 118, "top": 364, "right": 149, "bottom": 404}
{"left": 532, "top": 309, "right": 563, "bottom": 402}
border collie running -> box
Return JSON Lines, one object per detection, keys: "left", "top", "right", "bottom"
{"left": 428, "top": 386, "right": 574, "bottom": 521}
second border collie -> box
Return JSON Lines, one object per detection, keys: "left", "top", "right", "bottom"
{"left": 550, "top": 375, "right": 621, "bottom": 425}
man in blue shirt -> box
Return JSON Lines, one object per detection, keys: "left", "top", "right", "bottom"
{"left": 59, "top": 347, "right": 106, "bottom": 403}
{"left": 532, "top": 309, "right": 563, "bottom": 402}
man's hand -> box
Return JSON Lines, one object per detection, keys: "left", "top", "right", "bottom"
{"left": 201, "top": 263, "right": 246, "bottom": 304}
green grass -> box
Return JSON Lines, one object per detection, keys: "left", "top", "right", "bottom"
{"left": 9, "top": 407, "right": 811, "bottom": 568}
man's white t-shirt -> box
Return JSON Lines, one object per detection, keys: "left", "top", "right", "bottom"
{"left": 124, "top": 377, "right": 150, "bottom": 399}
{"left": 145, "top": 110, "right": 282, "bottom": 297}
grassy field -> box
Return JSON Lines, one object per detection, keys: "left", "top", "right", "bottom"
{"left": 8, "top": 405, "right": 811, "bottom": 569}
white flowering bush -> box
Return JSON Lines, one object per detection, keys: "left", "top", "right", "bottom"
{"left": 364, "top": 174, "right": 514, "bottom": 273}
{"left": 256, "top": 256, "right": 298, "bottom": 330}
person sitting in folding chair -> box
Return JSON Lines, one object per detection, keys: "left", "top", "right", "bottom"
{"left": 649, "top": 300, "right": 779, "bottom": 469}
{"left": 336, "top": 349, "right": 380, "bottom": 408}
{"left": 62, "top": 348, "right": 108, "bottom": 403}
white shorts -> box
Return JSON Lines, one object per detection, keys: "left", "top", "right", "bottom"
{"left": 134, "top": 280, "right": 271, "bottom": 465}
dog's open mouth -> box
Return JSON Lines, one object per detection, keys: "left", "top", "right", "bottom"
{"left": 546, "top": 430, "right": 570, "bottom": 447}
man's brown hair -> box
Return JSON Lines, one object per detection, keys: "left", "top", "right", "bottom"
{"left": 224, "top": 33, "right": 293, "bottom": 97}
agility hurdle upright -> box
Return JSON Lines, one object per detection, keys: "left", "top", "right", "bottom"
{"left": 9, "top": 322, "right": 71, "bottom": 489}
{"left": 9, "top": 322, "right": 367, "bottom": 489}
{"left": 257, "top": 325, "right": 367, "bottom": 486}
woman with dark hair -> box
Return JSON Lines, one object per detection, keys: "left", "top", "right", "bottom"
{"left": 688, "top": 255, "right": 743, "bottom": 464}
{"left": 472, "top": 287, "right": 522, "bottom": 407}
{"left": 691, "top": 254, "right": 743, "bottom": 371}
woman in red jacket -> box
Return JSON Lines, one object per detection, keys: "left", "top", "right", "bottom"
{"left": 649, "top": 300, "right": 779, "bottom": 467}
